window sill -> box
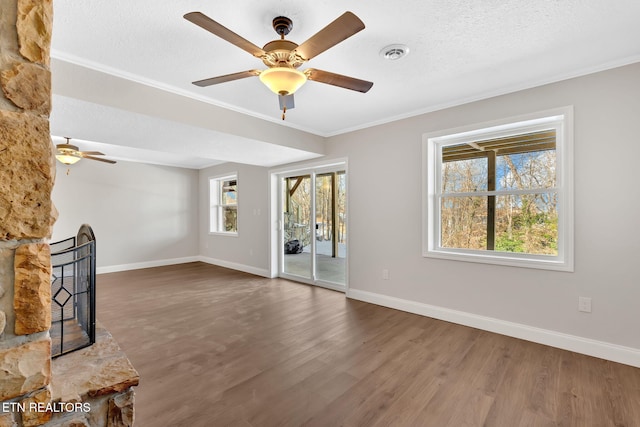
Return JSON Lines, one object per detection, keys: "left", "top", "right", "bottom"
{"left": 209, "top": 232, "right": 239, "bottom": 237}
{"left": 423, "top": 248, "right": 573, "bottom": 272}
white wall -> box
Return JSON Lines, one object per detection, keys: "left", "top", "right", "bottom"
{"left": 198, "top": 162, "right": 271, "bottom": 277}
{"left": 52, "top": 160, "right": 199, "bottom": 271}
{"left": 323, "top": 62, "right": 640, "bottom": 363}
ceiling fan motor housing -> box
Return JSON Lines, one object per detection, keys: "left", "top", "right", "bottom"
{"left": 57, "top": 143, "right": 80, "bottom": 153}
{"left": 261, "top": 17, "right": 304, "bottom": 68}
{"left": 261, "top": 39, "right": 303, "bottom": 68}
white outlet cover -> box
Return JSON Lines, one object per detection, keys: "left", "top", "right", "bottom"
{"left": 578, "top": 297, "right": 592, "bottom": 313}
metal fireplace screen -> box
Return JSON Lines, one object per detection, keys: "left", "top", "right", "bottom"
{"left": 50, "top": 225, "right": 96, "bottom": 358}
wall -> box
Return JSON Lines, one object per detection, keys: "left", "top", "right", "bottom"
{"left": 324, "top": 62, "right": 640, "bottom": 365}
{"left": 196, "top": 158, "right": 349, "bottom": 281}
{"left": 198, "top": 162, "right": 271, "bottom": 277}
{"left": 52, "top": 160, "right": 199, "bottom": 272}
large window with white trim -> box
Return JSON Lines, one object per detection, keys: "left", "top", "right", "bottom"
{"left": 209, "top": 174, "right": 238, "bottom": 234}
{"left": 423, "top": 108, "right": 573, "bottom": 271}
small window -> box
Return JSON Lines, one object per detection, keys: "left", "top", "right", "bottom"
{"left": 210, "top": 174, "right": 238, "bottom": 235}
{"left": 423, "top": 108, "right": 573, "bottom": 271}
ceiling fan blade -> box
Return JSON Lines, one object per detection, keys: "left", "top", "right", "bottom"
{"left": 193, "top": 70, "right": 261, "bottom": 87}
{"left": 83, "top": 155, "right": 117, "bottom": 164}
{"left": 184, "top": 12, "right": 265, "bottom": 58}
{"left": 294, "top": 12, "right": 365, "bottom": 61}
{"left": 79, "top": 151, "right": 105, "bottom": 156}
{"left": 305, "top": 68, "right": 373, "bottom": 93}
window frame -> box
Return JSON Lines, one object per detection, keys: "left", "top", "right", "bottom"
{"left": 209, "top": 173, "right": 238, "bottom": 236}
{"left": 422, "top": 107, "right": 574, "bottom": 271}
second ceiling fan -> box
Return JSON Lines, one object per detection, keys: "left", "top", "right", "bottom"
{"left": 55, "top": 138, "right": 116, "bottom": 165}
{"left": 184, "top": 11, "right": 373, "bottom": 118}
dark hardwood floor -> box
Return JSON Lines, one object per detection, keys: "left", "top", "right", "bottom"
{"left": 96, "top": 262, "right": 640, "bottom": 427}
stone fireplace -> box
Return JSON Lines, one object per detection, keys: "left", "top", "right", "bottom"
{"left": 0, "top": 1, "right": 138, "bottom": 425}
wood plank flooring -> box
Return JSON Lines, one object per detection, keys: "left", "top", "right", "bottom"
{"left": 96, "top": 262, "right": 640, "bottom": 427}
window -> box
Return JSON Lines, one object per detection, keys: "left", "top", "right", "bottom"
{"left": 423, "top": 107, "right": 573, "bottom": 271}
{"left": 209, "top": 174, "right": 238, "bottom": 234}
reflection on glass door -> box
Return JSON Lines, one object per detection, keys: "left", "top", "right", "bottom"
{"left": 281, "top": 168, "right": 347, "bottom": 288}
{"left": 283, "top": 175, "right": 312, "bottom": 279}
{"left": 315, "top": 172, "right": 346, "bottom": 284}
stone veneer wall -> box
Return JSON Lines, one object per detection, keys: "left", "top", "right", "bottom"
{"left": 0, "top": 0, "right": 57, "bottom": 425}
{"left": 0, "top": 1, "right": 138, "bottom": 426}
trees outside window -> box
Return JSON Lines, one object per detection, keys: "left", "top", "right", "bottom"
{"left": 424, "top": 108, "right": 573, "bottom": 271}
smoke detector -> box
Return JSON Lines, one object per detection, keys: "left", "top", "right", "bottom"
{"left": 380, "top": 44, "right": 410, "bottom": 60}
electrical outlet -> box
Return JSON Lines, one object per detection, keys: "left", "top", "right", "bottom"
{"left": 578, "top": 296, "right": 592, "bottom": 313}
{"left": 382, "top": 269, "right": 389, "bottom": 280}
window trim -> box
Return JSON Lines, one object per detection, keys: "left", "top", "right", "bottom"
{"left": 209, "top": 173, "right": 239, "bottom": 236}
{"left": 422, "top": 106, "right": 574, "bottom": 271}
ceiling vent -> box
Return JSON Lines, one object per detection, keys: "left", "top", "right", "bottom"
{"left": 380, "top": 44, "right": 410, "bottom": 60}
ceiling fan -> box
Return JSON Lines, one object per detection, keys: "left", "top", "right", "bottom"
{"left": 184, "top": 11, "right": 373, "bottom": 118}
{"left": 55, "top": 137, "right": 117, "bottom": 165}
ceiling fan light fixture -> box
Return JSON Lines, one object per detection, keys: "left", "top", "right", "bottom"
{"left": 56, "top": 153, "right": 81, "bottom": 165}
{"left": 259, "top": 67, "right": 307, "bottom": 96}
{"left": 56, "top": 142, "right": 82, "bottom": 165}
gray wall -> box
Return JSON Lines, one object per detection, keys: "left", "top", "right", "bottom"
{"left": 51, "top": 160, "right": 199, "bottom": 271}
{"left": 326, "top": 62, "right": 640, "bottom": 358}
{"left": 195, "top": 62, "right": 640, "bottom": 364}
{"left": 198, "top": 162, "right": 271, "bottom": 277}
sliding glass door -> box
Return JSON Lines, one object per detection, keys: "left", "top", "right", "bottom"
{"left": 282, "top": 175, "right": 312, "bottom": 280}
{"left": 314, "top": 172, "right": 346, "bottom": 284}
{"left": 280, "top": 165, "right": 347, "bottom": 290}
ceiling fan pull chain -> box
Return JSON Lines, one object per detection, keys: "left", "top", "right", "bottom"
{"left": 282, "top": 106, "right": 287, "bottom": 120}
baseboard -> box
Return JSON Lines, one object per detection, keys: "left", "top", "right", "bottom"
{"left": 97, "top": 255, "right": 270, "bottom": 278}
{"left": 97, "top": 256, "right": 199, "bottom": 274}
{"left": 198, "top": 256, "right": 271, "bottom": 278}
{"left": 347, "top": 288, "right": 640, "bottom": 368}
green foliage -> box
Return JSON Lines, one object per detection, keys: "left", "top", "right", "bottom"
{"left": 495, "top": 234, "right": 525, "bottom": 253}
{"left": 495, "top": 212, "right": 557, "bottom": 254}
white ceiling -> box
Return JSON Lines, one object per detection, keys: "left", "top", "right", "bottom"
{"left": 50, "top": 0, "right": 640, "bottom": 168}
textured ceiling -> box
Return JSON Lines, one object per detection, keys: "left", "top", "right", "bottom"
{"left": 50, "top": 0, "right": 640, "bottom": 168}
